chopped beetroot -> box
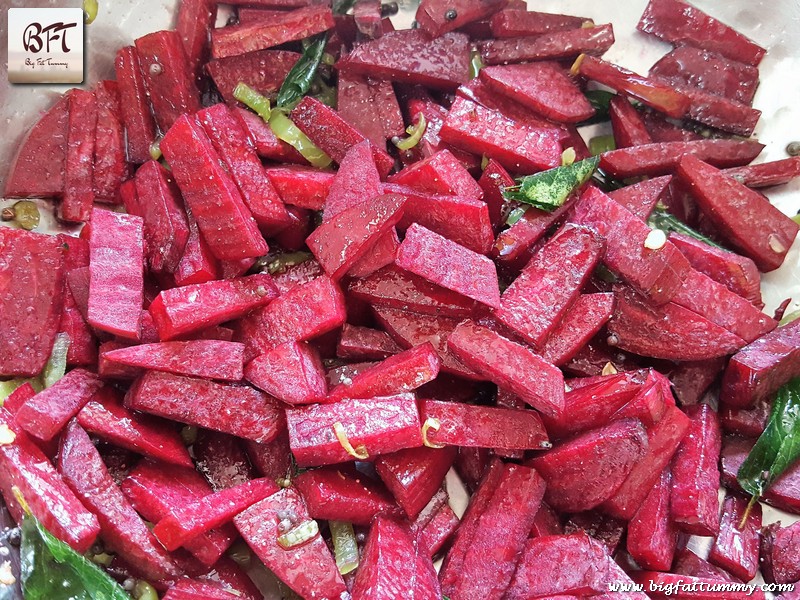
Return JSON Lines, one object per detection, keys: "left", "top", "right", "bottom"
{"left": 15, "top": 368, "right": 103, "bottom": 441}
{"left": 198, "top": 556, "right": 262, "bottom": 600}
{"left": 285, "top": 393, "right": 422, "bottom": 467}
{"left": 234, "top": 488, "right": 346, "bottom": 598}
{"left": 673, "top": 547, "right": 742, "bottom": 582}
{"left": 329, "top": 343, "right": 440, "bottom": 400}
{"left": 415, "top": 0, "right": 505, "bottom": 37}
{"left": 444, "top": 464, "right": 546, "bottom": 600}
{"left": 352, "top": 516, "right": 440, "bottom": 600}
{"left": 60, "top": 89, "right": 97, "bottom": 223}
{"left": 760, "top": 521, "right": 800, "bottom": 585}
{"left": 149, "top": 273, "right": 277, "bottom": 340}
{"left": 637, "top": 0, "right": 766, "bottom": 66}
{"left": 678, "top": 155, "right": 799, "bottom": 272}
{"left": 0, "top": 409, "right": 100, "bottom": 553}
{"left": 571, "top": 186, "right": 691, "bottom": 305}
{"left": 206, "top": 49, "right": 299, "bottom": 104}
{"left": 493, "top": 199, "right": 575, "bottom": 269}
{"left": 419, "top": 399, "right": 550, "bottom": 450}
{"left": 529, "top": 502, "right": 563, "bottom": 538}
{"left": 440, "top": 95, "right": 563, "bottom": 173}
{"left": 0, "top": 228, "right": 65, "bottom": 377}
{"left": 671, "top": 83, "right": 761, "bottom": 136}
{"left": 4, "top": 93, "right": 68, "bottom": 198}
{"left": 127, "top": 371, "right": 283, "bottom": 443}
{"left": 627, "top": 468, "right": 677, "bottom": 571}
{"left": 323, "top": 140, "right": 382, "bottom": 221}
{"left": 211, "top": 5, "right": 334, "bottom": 58}
{"left": 337, "top": 324, "right": 402, "bottom": 360}
{"left": 135, "top": 30, "right": 201, "bottom": 131}
{"left": 478, "top": 158, "right": 515, "bottom": 231}
{"left": 708, "top": 494, "right": 761, "bottom": 581}
{"left": 607, "top": 285, "right": 746, "bottom": 360}
{"left": 495, "top": 224, "right": 604, "bottom": 348}
{"left": 245, "top": 432, "right": 292, "bottom": 482}
{"left": 481, "top": 62, "right": 595, "bottom": 123}
{"left": 337, "top": 72, "right": 405, "bottom": 145}
{"left": 293, "top": 467, "right": 399, "bottom": 526}
{"left": 609, "top": 175, "right": 671, "bottom": 220}
{"left": 195, "top": 430, "right": 257, "bottom": 492}
{"left": 338, "top": 30, "right": 470, "bottom": 91}
{"left": 59, "top": 422, "right": 181, "bottom": 580}
{"left": 161, "top": 114, "right": 268, "bottom": 260}
{"left": 388, "top": 149, "right": 483, "bottom": 201}
{"left": 2, "top": 383, "right": 36, "bottom": 415}
{"left": 122, "top": 460, "right": 237, "bottom": 567}
{"left": 92, "top": 81, "right": 127, "bottom": 203}
{"left": 197, "top": 104, "right": 290, "bottom": 234}
{"left": 88, "top": 208, "right": 145, "bottom": 340}
{"left": 115, "top": 46, "right": 158, "bottom": 164}
{"left": 237, "top": 276, "right": 346, "bottom": 357}
{"left": 490, "top": 9, "right": 590, "bottom": 37}
{"left": 154, "top": 478, "right": 278, "bottom": 551}
{"left": 600, "top": 139, "right": 765, "bottom": 178}
{"left": 307, "top": 193, "right": 407, "bottom": 280}
{"left": 233, "top": 106, "right": 307, "bottom": 164}
{"left": 447, "top": 320, "right": 565, "bottom": 417}
{"left": 540, "top": 293, "right": 616, "bottom": 366}
{"left": 132, "top": 160, "right": 191, "bottom": 274}
{"left": 602, "top": 405, "right": 691, "bottom": 519}
{"left": 563, "top": 511, "right": 625, "bottom": 556}
{"left": 396, "top": 223, "right": 500, "bottom": 309}
{"left": 417, "top": 501, "right": 459, "bottom": 557}
{"left": 163, "top": 580, "right": 240, "bottom": 600}
{"left": 723, "top": 157, "right": 800, "bottom": 189}
{"left": 101, "top": 340, "right": 245, "bottom": 381}
{"left": 244, "top": 341, "right": 327, "bottom": 405}
{"left": 77, "top": 387, "right": 192, "bottom": 468}
{"left": 478, "top": 24, "right": 616, "bottom": 65}
{"left": 529, "top": 419, "right": 647, "bottom": 513}
{"left": 265, "top": 166, "right": 334, "bottom": 211}
{"left": 176, "top": 0, "right": 215, "bottom": 78}
{"left": 720, "top": 396, "right": 771, "bottom": 438}
{"left": 723, "top": 320, "right": 800, "bottom": 411}
{"left": 347, "top": 227, "right": 400, "bottom": 279}
{"left": 271, "top": 259, "right": 324, "bottom": 295}
{"left": 609, "top": 94, "right": 653, "bottom": 148}
{"left": 174, "top": 207, "right": 221, "bottom": 287}
{"left": 375, "top": 446, "right": 456, "bottom": 519}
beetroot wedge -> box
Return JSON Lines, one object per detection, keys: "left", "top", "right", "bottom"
{"left": 608, "top": 175, "right": 670, "bottom": 220}
{"left": 266, "top": 166, "right": 334, "bottom": 211}
{"left": 244, "top": 341, "right": 327, "bottom": 405}
{"left": 322, "top": 140, "right": 382, "bottom": 221}
{"left": 478, "top": 24, "right": 616, "bottom": 66}
{"left": 708, "top": 494, "right": 761, "bottom": 581}
{"left": 489, "top": 9, "right": 590, "bottom": 38}
{"left": 539, "top": 293, "right": 616, "bottom": 366}
{"left": 115, "top": 46, "right": 158, "bottom": 165}
{"left": 195, "top": 430, "right": 257, "bottom": 492}
{"left": 627, "top": 468, "right": 677, "bottom": 571}
{"left": 127, "top": 371, "right": 283, "bottom": 443}
{"left": 760, "top": 521, "right": 800, "bottom": 585}
{"left": 337, "top": 324, "right": 402, "bottom": 360}
{"left": 387, "top": 149, "right": 483, "bottom": 200}
{"left": 609, "top": 94, "right": 653, "bottom": 148}
{"left": 59, "top": 89, "right": 97, "bottom": 223}
{"left": 176, "top": 0, "right": 216, "bottom": 79}
{"left": 337, "top": 72, "right": 405, "bottom": 145}
{"left": 415, "top": 0, "right": 505, "bottom": 37}
{"left": 723, "top": 157, "right": 800, "bottom": 189}
{"left": 205, "top": 49, "right": 298, "bottom": 104}
{"left": 173, "top": 207, "right": 221, "bottom": 287}
{"left": 92, "top": 80, "right": 127, "bottom": 203}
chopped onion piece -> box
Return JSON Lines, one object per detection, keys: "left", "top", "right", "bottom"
{"left": 277, "top": 519, "right": 320, "bottom": 549}
{"left": 422, "top": 417, "right": 445, "bottom": 449}
{"left": 333, "top": 421, "right": 369, "bottom": 459}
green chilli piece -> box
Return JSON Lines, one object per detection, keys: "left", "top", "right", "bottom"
{"left": 268, "top": 111, "right": 332, "bottom": 168}
{"left": 41, "top": 333, "right": 70, "bottom": 389}
{"left": 277, "top": 519, "right": 320, "bottom": 549}
{"left": 330, "top": 520, "right": 359, "bottom": 575}
{"left": 277, "top": 34, "right": 329, "bottom": 109}
{"left": 233, "top": 83, "right": 272, "bottom": 121}
{"left": 469, "top": 50, "right": 484, "bottom": 80}
{"left": 588, "top": 134, "right": 616, "bottom": 156}
{"left": 647, "top": 207, "right": 725, "bottom": 250}
{"left": 394, "top": 113, "right": 427, "bottom": 151}
{"left": 502, "top": 155, "right": 600, "bottom": 212}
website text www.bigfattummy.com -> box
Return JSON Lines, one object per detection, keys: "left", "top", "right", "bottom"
{"left": 608, "top": 579, "right": 796, "bottom": 596}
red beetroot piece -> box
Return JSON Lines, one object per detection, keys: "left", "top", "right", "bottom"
{"left": 328, "top": 343, "right": 440, "bottom": 400}
{"left": 352, "top": 516, "right": 440, "bottom": 600}
{"left": 761, "top": 521, "right": 800, "bottom": 585}
{"left": 59, "top": 422, "right": 181, "bottom": 580}
{"left": 627, "top": 468, "right": 677, "bottom": 571}
{"left": 478, "top": 158, "right": 515, "bottom": 231}
{"left": 419, "top": 400, "right": 550, "bottom": 451}
{"left": 234, "top": 488, "right": 346, "bottom": 598}
{"left": 88, "top": 208, "right": 144, "bottom": 340}
{"left": 442, "top": 463, "right": 546, "bottom": 600}
{"left": 101, "top": 340, "right": 245, "bottom": 381}
{"left": 176, "top": 0, "right": 216, "bottom": 79}
{"left": 601, "top": 139, "right": 765, "bottom": 179}
{"left": 149, "top": 273, "right": 277, "bottom": 341}
{"left": 0, "top": 408, "right": 100, "bottom": 553}
{"left": 723, "top": 157, "right": 800, "bottom": 189}
{"left": 490, "top": 9, "right": 590, "bottom": 37}
{"left": 132, "top": 160, "right": 191, "bottom": 274}
{"left": 447, "top": 320, "right": 564, "bottom": 417}
{"left": 162, "top": 580, "right": 240, "bottom": 600}
{"left": 210, "top": 6, "right": 334, "bottom": 59}
{"left": 195, "top": 430, "right": 257, "bottom": 492}
{"left": 529, "top": 419, "right": 648, "bottom": 513}
{"left": 244, "top": 341, "right": 327, "bottom": 405}
{"left": 338, "top": 29, "right": 469, "bottom": 91}
{"left": 293, "top": 467, "right": 399, "bottom": 526}
{"left": 495, "top": 224, "right": 604, "bottom": 348}
{"left": 481, "top": 62, "right": 595, "bottom": 123}
{"left": 59, "top": 89, "right": 96, "bottom": 223}
{"left": 265, "top": 166, "right": 333, "bottom": 211}
{"left": 206, "top": 50, "right": 298, "bottom": 105}
{"left": 678, "top": 155, "right": 799, "bottom": 272}
{"left": 160, "top": 114, "right": 268, "bottom": 261}
{"left": 77, "top": 387, "right": 192, "bottom": 468}
{"left": 323, "top": 140, "right": 382, "bottom": 222}
{"left": 127, "top": 371, "right": 283, "bottom": 443}
{"left": 375, "top": 446, "right": 456, "bottom": 519}
{"left": 493, "top": 198, "right": 575, "bottom": 269}
{"left": 721, "top": 318, "right": 800, "bottom": 408}
{"left": 571, "top": 186, "right": 690, "bottom": 305}
{"left": 4, "top": 93, "right": 68, "bottom": 198}
{"left": 285, "top": 393, "right": 423, "bottom": 467}
{"left": 388, "top": 149, "right": 482, "bottom": 201}
{"left": 15, "top": 369, "right": 103, "bottom": 441}
{"left": 245, "top": 431, "right": 292, "bottom": 482}
{"left": 237, "top": 276, "right": 346, "bottom": 358}
{"left": 673, "top": 547, "right": 742, "bottom": 582}
{"left": 396, "top": 223, "right": 500, "bottom": 309}
{"left": 92, "top": 80, "right": 127, "bottom": 203}
{"left": 607, "top": 175, "right": 671, "bottom": 220}
{"left": 539, "top": 293, "right": 615, "bottom": 366}
{"left": 197, "top": 103, "right": 290, "bottom": 234}
{"left": 415, "top": 0, "right": 505, "bottom": 37}
{"left": 115, "top": 46, "right": 158, "bottom": 164}
{"left": 173, "top": 207, "right": 220, "bottom": 287}
{"left": 2, "top": 383, "right": 36, "bottom": 415}
{"left": 135, "top": 30, "right": 201, "bottom": 131}
{"left": 440, "top": 95, "right": 563, "bottom": 173}
{"left": 153, "top": 478, "right": 278, "bottom": 551}
{"left": 416, "top": 500, "right": 459, "bottom": 557}
{"left": 337, "top": 72, "right": 404, "bottom": 145}
{"left": 609, "top": 94, "right": 653, "bottom": 148}
{"left": 337, "top": 324, "right": 401, "bottom": 360}
{"left": 637, "top": 0, "right": 766, "bottom": 66}
{"left": 719, "top": 397, "right": 771, "bottom": 438}
{"left": 708, "top": 494, "right": 761, "bottom": 581}
{"left": 122, "top": 460, "right": 237, "bottom": 567}
{"left": 478, "top": 24, "right": 616, "bottom": 65}
{"left": 0, "top": 228, "right": 65, "bottom": 377}
{"left": 233, "top": 106, "right": 307, "bottom": 165}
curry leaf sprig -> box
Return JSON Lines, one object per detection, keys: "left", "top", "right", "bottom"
{"left": 502, "top": 155, "right": 599, "bottom": 213}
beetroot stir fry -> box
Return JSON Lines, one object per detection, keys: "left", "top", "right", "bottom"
{"left": 3, "top": 0, "right": 800, "bottom": 598}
